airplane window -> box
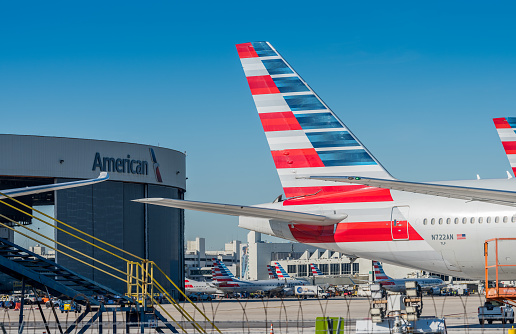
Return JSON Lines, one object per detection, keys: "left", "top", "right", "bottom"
{"left": 495, "top": 217, "right": 500, "bottom": 223}
{"left": 438, "top": 218, "right": 443, "bottom": 225}
{"left": 470, "top": 217, "right": 475, "bottom": 224}
{"left": 431, "top": 218, "right": 435, "bottom": 225}
{"left": 454, "top": 218, "right": 459, "bottom": 224}
{"left": 512, "top": 215, "right": 516, "bottom": 223}
{"left": 446, "top": 218, "right": 451, "bottom": 224}
{"left": 504, "top": 216, "right": 508, "bottom": 223}
{"left": 423, "top": 218, "right": 427, "bottom": 225}
{"left": 462, "top": 217, "right": 467, "bottom": 224}
{"left": 487, "top": 217, "right": 491, "bottom": 223}
{"left": 479, "top": 217, "right": 483, "bottom": 224}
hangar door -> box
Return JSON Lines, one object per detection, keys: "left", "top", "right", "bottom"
{"left": 391, "top": 206, "right": 410, "bottom": 240}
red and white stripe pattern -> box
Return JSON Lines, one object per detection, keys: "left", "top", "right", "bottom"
{"left": 185, "top": 278, "right": 194, "bottom": 289}
{"left": 310, "top": 263, "right": 323, "bottom": 276}
{"left": 274, "top": 262, "right": 290, "bottom": 278}
{"left": 212, "top": 258, "right": 239, "bottom": 286}
{"left": 267, "top": 265, "right": 278, "bottom": 279}
{"left": 494, "top": 117, "right": 516, "bottom": 177}
{"left": 372, "top": 261, "right": 390, "bottom": 280}
{"left": 237, "top": 42, "right": 393, "bottom": 204}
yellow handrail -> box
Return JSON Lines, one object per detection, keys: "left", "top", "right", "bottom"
{"left": 0, "top": 191, "right": 217, "bottom": 333}
{"left": 0, "top": 191, "right": 144, "bottom": 261}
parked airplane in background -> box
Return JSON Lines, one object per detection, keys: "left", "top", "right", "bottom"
{"left": 310, "top": 264, "right": 324, "bottom": 276}
{"left": 212, "top": 259, "right": 307, "bottom": 295}
{"left": 274, "top": 262, "right": 292, "bottom": 279}
{"left": 184, "top": 278, "right": 220, "bottom": 295}
{"left": 373, "top": 261, "right": 444, "bottom": 292}
{"left": 135, "top": 42, "right": 516, "bottom": 280}
{"left": 267, "top": 264, "right": 278, "bottom": 279}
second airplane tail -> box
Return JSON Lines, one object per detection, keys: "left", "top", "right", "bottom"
{"left": 494, "top": 117, "right": 516, "bottom": 177}
{"left": 372, "top": 261, "right": 390, "bottom": 281}
{"left": 310, "top": 263, "right": 323, "bottom": 276}
{"left": 212, "top": 258, "right": 238, "bottom": 283}
{"left": 274, "top": 262, "right": 290, "bottom": 278}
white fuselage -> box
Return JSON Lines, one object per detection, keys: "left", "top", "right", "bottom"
{"left": 379, "top": 278, "right": 444, "bottom": 293}
{"left": 239, "top": 178, "right": 516, "bottom": 280}
{"left": 185, "top": 279, "right": 221, "bottom": 294}
{"left": 215, "top": 278, "right": 308, "bottom": 294}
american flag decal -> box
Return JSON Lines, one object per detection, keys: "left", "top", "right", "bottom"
{"left": 457, "top": 233, "right": 466, "bottom": 240}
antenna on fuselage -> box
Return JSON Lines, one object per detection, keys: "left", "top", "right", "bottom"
{"left": 507, "top": 171, "right": 513, "bottom": 179}
{"left": 477, "top": 174, "right": 481, "bottom": 180}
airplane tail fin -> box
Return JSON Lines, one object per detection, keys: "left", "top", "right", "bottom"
{"left": 267, "top": 265, "right": 279, "bottom": 279}
{"left": 372, "top": 261, "right": 390, "bottom": 281}
{"left": 236, "top": 42, "right": 394, "bottom": 204}
{"left": 310, "top": 263, "right": 323, "bottom": 276}
{"left": 274, "top": 262, "right": 290, "bottom": 278}
{"left": 493, "top": 117, "right": 516, "bottom": 177}
{"left": 212, "top": 258, "right": 238, "bottom": 283}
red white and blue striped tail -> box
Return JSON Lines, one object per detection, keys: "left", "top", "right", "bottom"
{"left": 493, "top": 117, "right": 516, "bottom": 177}
{"left": 372, "top": 261, "right": 390, "bottom": 281}
{"left": 212, "top": 258, "right": 238, "bottom": 283}
{"left": 236, "top": 42, "right": 393, "bottom": 201}
{"left": 267, "top": 265, "right": 278, "bottom": 279}
{"left": 310, "top": 263, "right": 323, "bottom": 276}
{"left": 274, "top": 262, "right": 290, "bottom": 278}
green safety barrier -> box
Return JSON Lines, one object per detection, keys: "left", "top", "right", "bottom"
{"left": 315, "top": 317, "right": 344, "bottom": 334}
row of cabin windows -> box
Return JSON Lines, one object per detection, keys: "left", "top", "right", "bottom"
{"left": 423, "top": 215, "right": 516, "bottom": 225}
{"left": 288, "top": 263, "right": 359, "bottom": 276}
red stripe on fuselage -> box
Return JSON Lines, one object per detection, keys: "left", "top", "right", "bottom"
{"left": 236, "top": 43, "right": 258, "bottom": 58}
{"left": 289, "top": 221, "right": 424, "bottom": 243}
{"left": 260, "top": 112, "right": 302, "bottom": 132}
{"left": 283, "top": 186, "right": 393, "bottom": 205}
{"left": 494, "top": 117, "right": 511, "bottom": 129}
{"left": 271, "top": 149, "right": 325, "bottom": 169}
{"left": 247, "top": 75, "right": 280, "bottom": 95}
{"left": 503, "top": 141, "right": 516, "bottom": 154}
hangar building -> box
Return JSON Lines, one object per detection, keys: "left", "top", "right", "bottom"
{"left": 0, "top": 134, "right": 186, "bottom": 296}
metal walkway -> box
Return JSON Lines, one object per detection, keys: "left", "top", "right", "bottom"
{"left": 0, "top": 237, "right": 129, "bottom": 306}
{"left": 0, "top": 192, "right": 219, "bottom": 333}
{"left": 0, "top": 238, "right": 182, "bottom": 333}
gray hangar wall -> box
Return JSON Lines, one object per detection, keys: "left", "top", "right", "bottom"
{"left": 0, "top": 134, "right": 186, "bottom": 296}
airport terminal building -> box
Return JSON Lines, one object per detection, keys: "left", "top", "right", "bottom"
{"left": 0, "top": 134, "right": 186, "bottom": 295}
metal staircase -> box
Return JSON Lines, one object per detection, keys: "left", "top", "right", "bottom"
{"left": 0, "top": 192, "right": 219, "bottom": 333}
{"left": 0, "top": 237, "right": 129, "bottom": 305}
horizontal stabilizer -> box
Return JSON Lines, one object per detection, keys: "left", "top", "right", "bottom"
{"left": 309, "top": 176, "right": 516, "bottom": 207}
{"left": 133, "top": 198, "right": 346, "bottom": 225}
{"left": 0, "top": 172, "right": 109, "bottom": 200}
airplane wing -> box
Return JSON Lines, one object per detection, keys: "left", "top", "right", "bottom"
{"left": 0, "top": 172, "right": 109, "bottom": 200}
{"left": 308, "top": 176, "right": 516, "bottom": 207}
{"left": 132, "top": 198, "right": 346, "bottom": 226}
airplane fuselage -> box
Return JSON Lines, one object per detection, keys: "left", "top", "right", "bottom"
{"left": 216, "top": 278, "right": 308, "bottom": 294}
{"left": 379, "top": 278, "right": 444, "bottom": 293}
{"left": 239, "top": 178, "right": 516, "bottom": 280}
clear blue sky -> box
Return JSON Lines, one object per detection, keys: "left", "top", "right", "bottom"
{"left": 2, "top": 1, "right": 516, "bottom": 249}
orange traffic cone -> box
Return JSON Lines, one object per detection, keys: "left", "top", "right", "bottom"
{"left": 270, "top": 323, "right": 274, "bottom": 334}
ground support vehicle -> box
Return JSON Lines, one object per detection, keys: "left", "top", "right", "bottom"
{"left": 187, "top": 292, "right": 213, "bottom": 302}
{"left": 295, "top": 285, "right": 329, "bottom": 299}
{"left": 59, "top": 300, "right": 82, "bottom": 313}
{"left": 478, "top": 301, "right": 514, "bottom": 324}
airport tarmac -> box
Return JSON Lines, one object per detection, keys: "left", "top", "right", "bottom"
{"left": 0, "top": 295, "right": 513, "bottom": 333}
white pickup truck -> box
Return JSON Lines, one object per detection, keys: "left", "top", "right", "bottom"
{"left": 295, "top": 285, "right": 329, "bottom": 299}
{"left": 478, "top": 301, "right": 514, "bottom": 324}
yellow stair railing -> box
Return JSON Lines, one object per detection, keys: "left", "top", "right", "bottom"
{"left": 0, "top": 190, "right": 221, "bottom": 333}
